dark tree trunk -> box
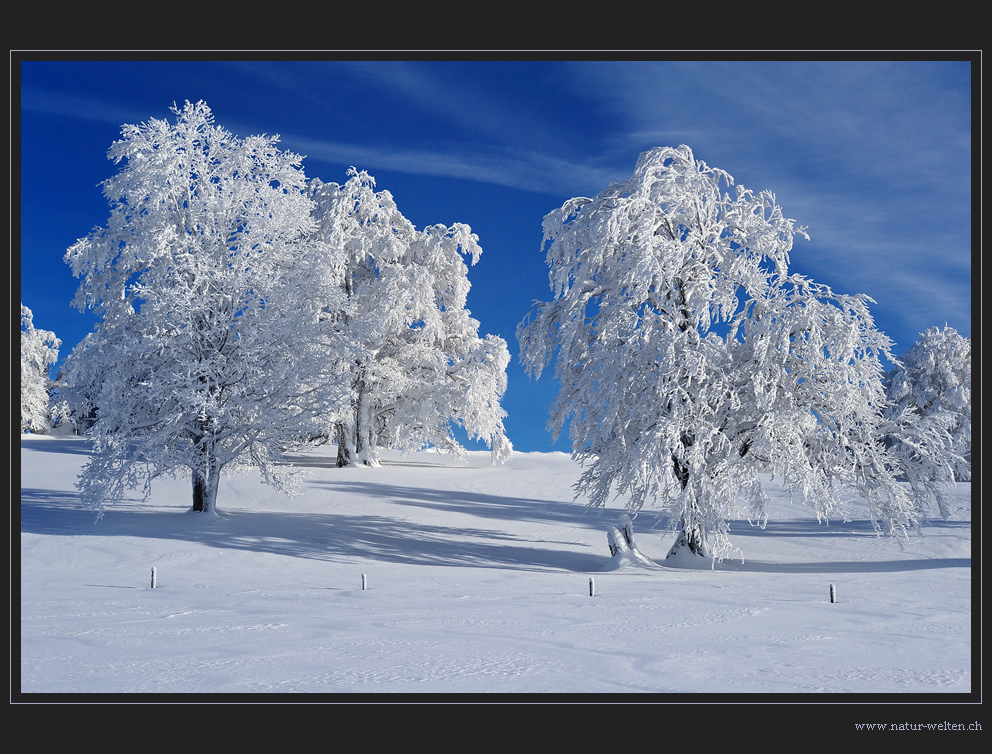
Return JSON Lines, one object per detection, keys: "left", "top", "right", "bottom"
{"left": 669, "top": 434, "right": 709, "bottom": 558}
{"left": 192, "top": 469, "right": 207, "bottom": 512}
{"left": 192, "top": 426, "right": 209, "bottom": 512}
{"left": 190, "top": 428, "right": 220, "bottom": 513}
{"left": 335, "top": 422, "right": 350, "bottom": 468}
{"left": 671, "top": 519, "right": 708, "bottom": 556}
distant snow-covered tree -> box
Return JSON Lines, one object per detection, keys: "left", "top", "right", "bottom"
{"left": 518, "top": 145, "right": 949, "bottom": 561}
{"left": 20, "top": 303, "right": 61, "bottom": 433}
{"left": 61, "top": 101, "right": 343, "bottom": 517}
{"left": 884, "top": 326, "right": 971, "bottom": 481}
{"left": 309, "top": 170, "right": 512, "bottom": 467}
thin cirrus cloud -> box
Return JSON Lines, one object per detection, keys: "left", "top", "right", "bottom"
{"left": 556, "top": 60, "right": 972, "bottom": 344}
{"left": 20, "top": 86, "right": 151, "bottom": 127}
{"left": 282, "top": 132, "right": 619, "bottom": 198}
{"left": 21, "top": 70, "right": 620, "bottom": 201}
{"left": 231, "top": 60, "right": 625, "bottom": 197}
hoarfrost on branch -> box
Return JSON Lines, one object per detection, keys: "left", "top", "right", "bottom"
{"left": 518, "top": 145, "right": 953, "bottom": 560}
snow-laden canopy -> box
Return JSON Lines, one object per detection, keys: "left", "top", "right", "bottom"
{"left": 519, "top": 145, "right": 954, "bottom": 560}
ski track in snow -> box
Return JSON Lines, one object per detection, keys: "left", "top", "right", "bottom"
{"left": 19, "top": 436, "right": 972, "bottom": 696}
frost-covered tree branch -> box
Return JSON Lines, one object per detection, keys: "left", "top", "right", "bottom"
{"left": 61, "top": 101, "right": 344, "bottom": 516}
{"left": 57, "top": 101, "right": 514, "bottom": 519}
{"left": 20, "top": 304, "right": 61, "bottom": 433}
{"left": 518, "top": 145, "right": 951, "bottom": 562}
{"left": 883, "top": 326, "right": 970, "bottom": 482}
{"left": 309, "top": 170, "right": 511, "bottom": 467}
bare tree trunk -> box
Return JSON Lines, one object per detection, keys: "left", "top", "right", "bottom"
{"left": 203, "top": 451, "right": 221, "bottom": 514}
{"left": 669, "top": 439, "right": 709, "bottom": 557}
{"left": 352, "top": 374, "right": 380, "bottom": 467}
{"left": 192, "top": 469, "right": 207, "bottom": 512}
{"left": 670, "top": 518, "right": 708, "bottom": 556}
{"left": 191, "top": 429, "right": 222, "bottom": 513}
{"left": 191, "top": 442, "right": 223, "bottom": 513}
{"left": 336, "top": 365, "right": 381, "bottom": 468}
{"left": 335, "top": 422, "right": 351, "bottom": 468}
{"left": 192, "top": 425, "right": 209, "bottom": 512}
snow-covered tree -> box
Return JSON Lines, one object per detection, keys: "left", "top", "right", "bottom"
{"left": 20, "top": 303, "right": 61, "bottom": 433}
{"left": 518, "top": 145, "right": 949, "bottom": 561}
{"left": 309, "top": 170, "right": 512, "bottom": 467}
{"left": 884, "top": 326, "right": 971, "bottom": 481}
{"left": 61, "top": 101, "right": 343, "bottom": 517}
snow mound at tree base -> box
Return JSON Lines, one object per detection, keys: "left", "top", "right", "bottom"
{"left": 184, "top": 507, "right": 223, "bottom": 522}
{"left": 602, "top": 546, "right": 662, "bottom": 571}
{"left": 662, "top": 546, "right": 719, "bottom": 570}
{"left": 603, "top": 514, "right": 663, "bottom": 570}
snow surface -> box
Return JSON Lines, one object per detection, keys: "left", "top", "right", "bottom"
{"left": 19, "top": 435, "right": 973, "bottom": 697}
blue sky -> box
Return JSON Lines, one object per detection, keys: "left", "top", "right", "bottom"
{"left": 17, "top": 56, "right": 974, "bottom": 453}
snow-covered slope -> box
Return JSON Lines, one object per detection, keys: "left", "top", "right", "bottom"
{"left": 19, "top": 435, "right": 972, "bottom": 695}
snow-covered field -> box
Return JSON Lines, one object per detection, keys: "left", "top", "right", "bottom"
{"left": 19, "top": 434, "right": 973, "bottom": 698}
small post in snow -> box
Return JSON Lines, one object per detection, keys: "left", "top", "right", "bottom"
{"left": 829, "top": 583, "right": 837, "bottom": 603}
{"left": 589, "top": 578, "right": 595, "bottom": 597}
{"left": 362, "top": 573, "right": 368, "bottom": 591}
{"left": 150, "top": 567, "right": 157, "bottom": 589}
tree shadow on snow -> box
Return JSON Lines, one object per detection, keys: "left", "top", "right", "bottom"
{"left": 700, "top": 518, "right": 971, "bottom": 573}
{"left": 18, "top": 485, "right": 605, "bottom": 573}
{"left": 20, "top": 436, "right": 94, "bottom": 456}
{"left": 19, "top": 488, "right": 101, "bottom": 535}
{"left": 313, "top": 480, "right": 600, "bottom": 527}
{"left": 725, "top": 518, "right": 971, "bottom": 538}
{"left": 19, "top": 482, "right": 967, "bottom": 576}
{"left": 713, "top": 556, "right": 971, "bottom": 574}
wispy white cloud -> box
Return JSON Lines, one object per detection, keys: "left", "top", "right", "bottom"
{"left": 21, "top": 86, "right": 157, "bottom": 126}
{"left": 556, "top": 60, "right": 971, "bottom": 195}
{"left": 283, "top": 132, "right": 620, "bottom": 197}
{"left": 551, "top": 60, "right": 973, "bottom": 348}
